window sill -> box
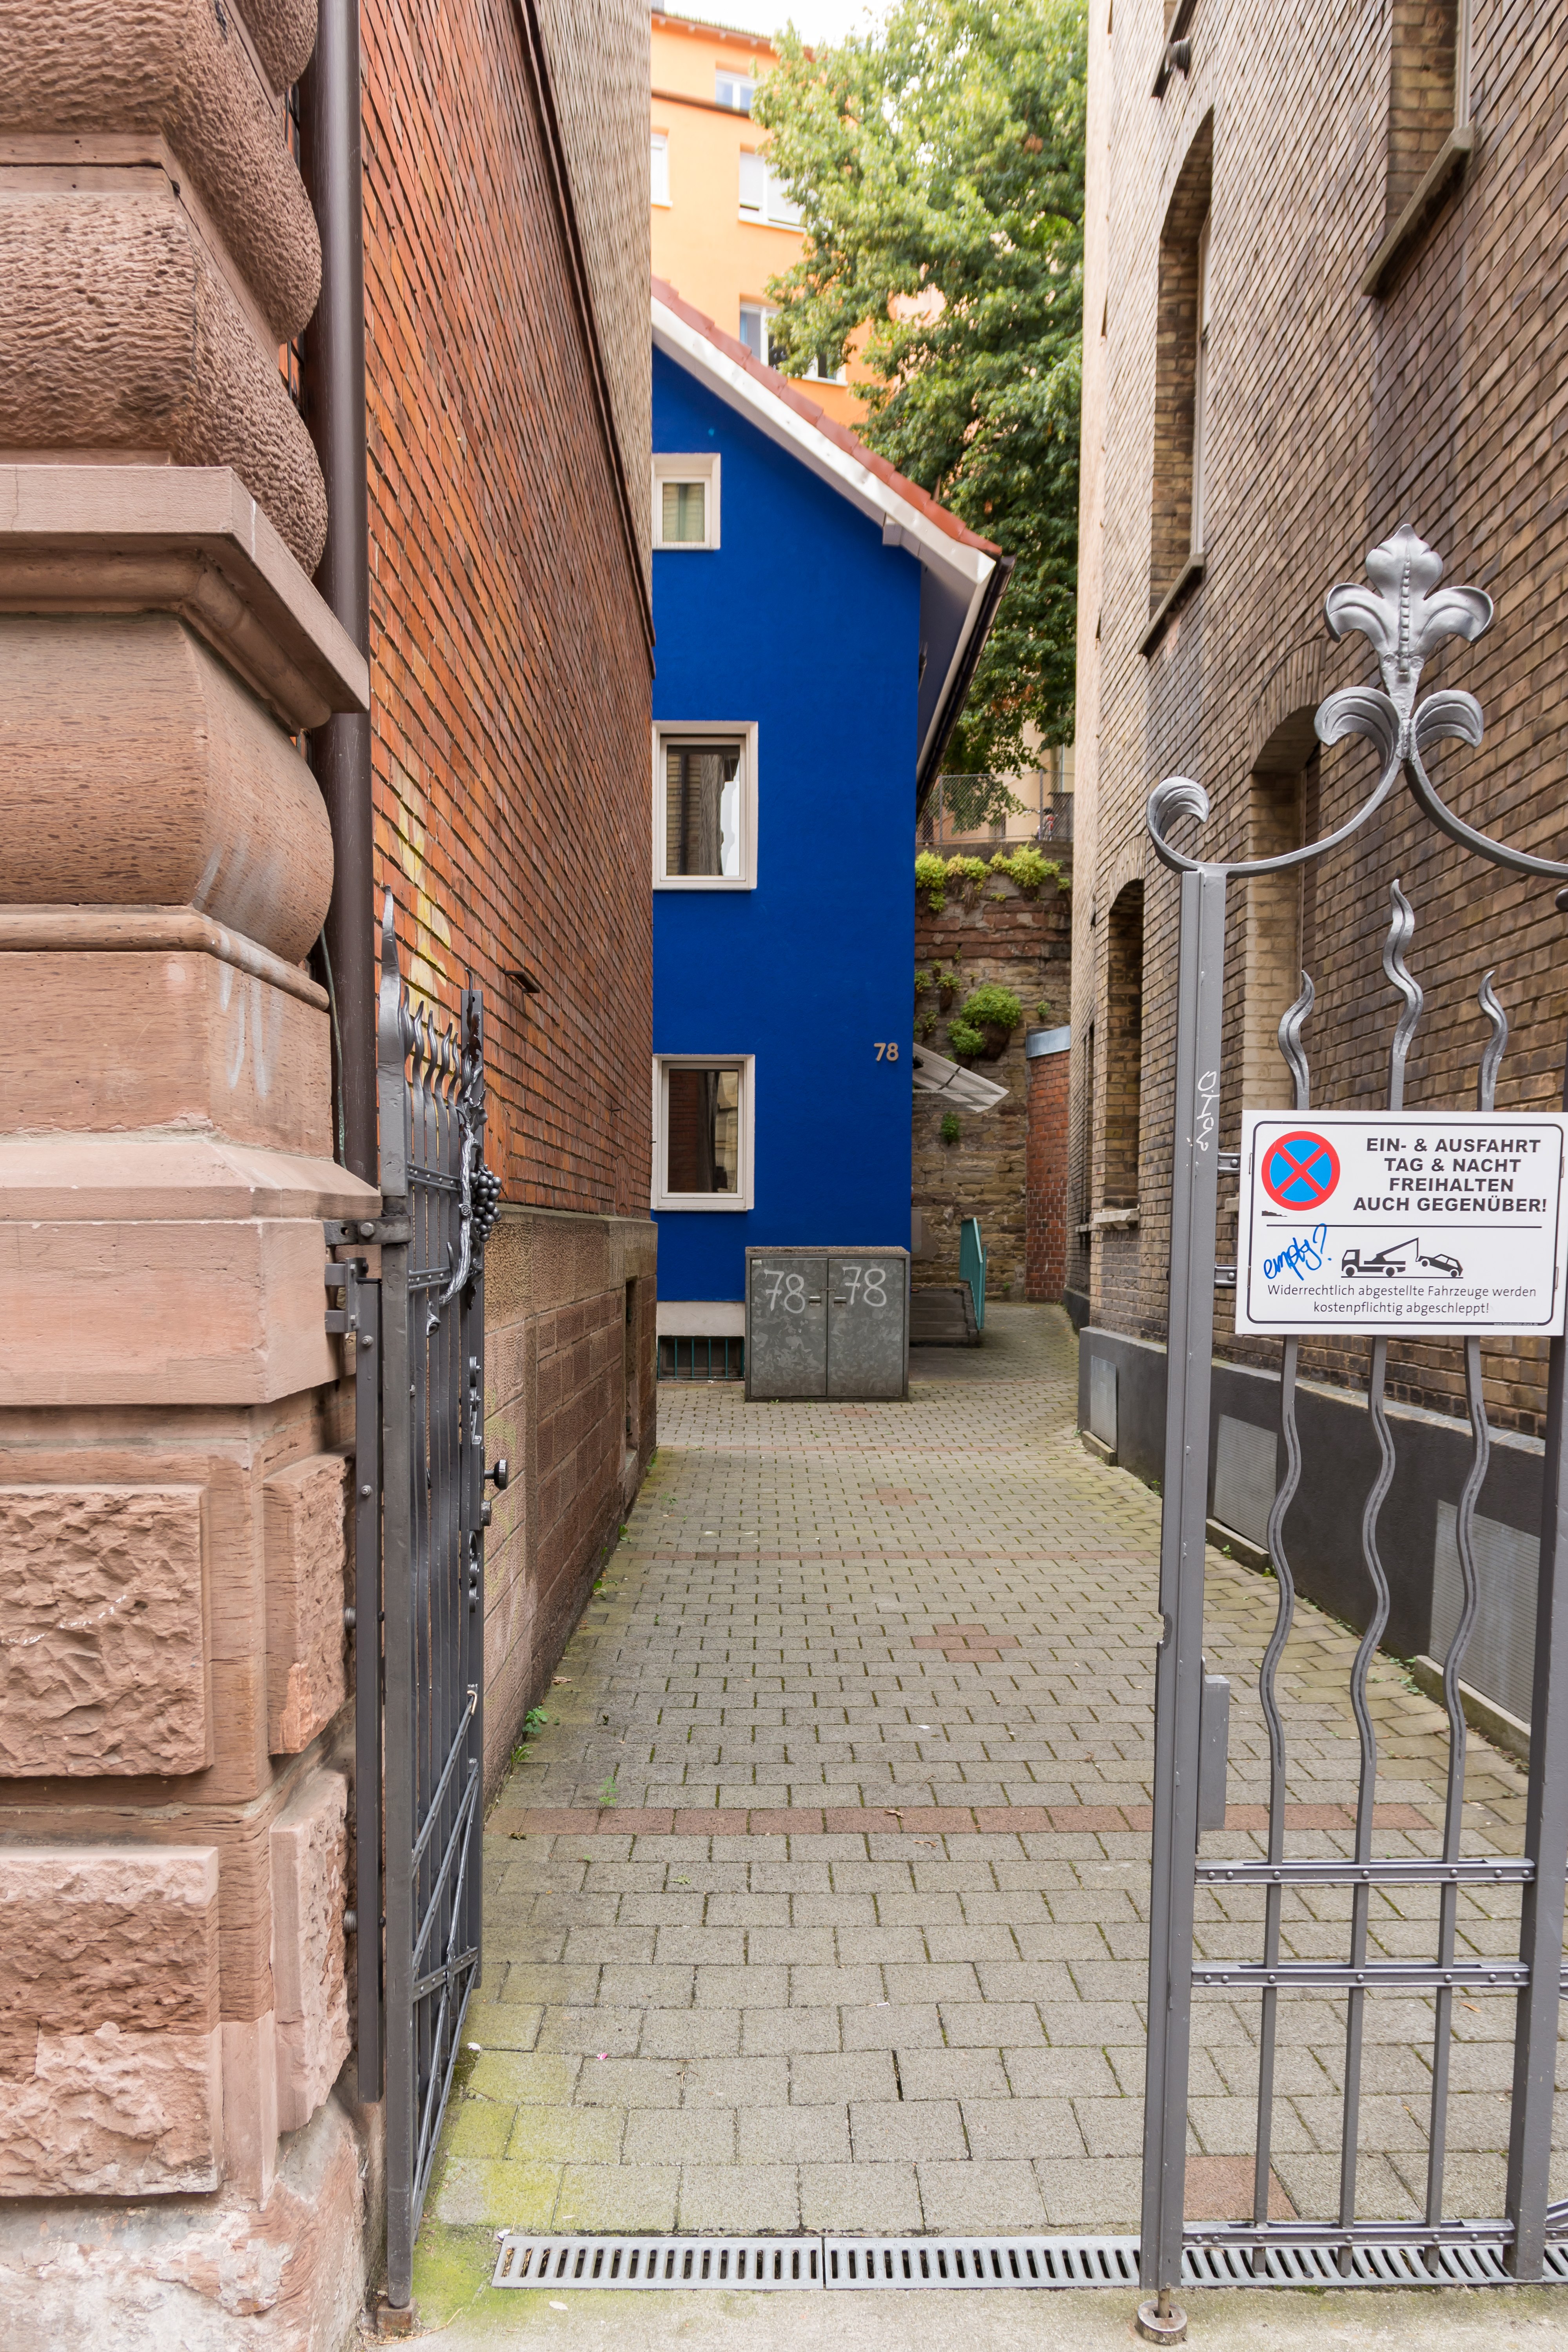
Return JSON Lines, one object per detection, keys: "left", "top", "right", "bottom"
{"left": 1080, "top": 1206, "right": 1140, "bottom": 1234}
{"left": 1138, "top": 551, "right": 1205, "bottom": 658}
{"left": 1359, "top": 123, "right": 1475, "bottom": 297}
{"left": 654, "top": 1195, "right": 752, "bottom": 1214}
{"left": 653, "top": 875, "right": 755, "bottom": 891}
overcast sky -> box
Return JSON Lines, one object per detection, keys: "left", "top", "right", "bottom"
{"left": 706, "top": 0, "right": 893, "bottom": 49}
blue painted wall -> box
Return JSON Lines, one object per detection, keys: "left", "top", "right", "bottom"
{"left": 653, "top": 348, "right": 918, "bottom": 1302}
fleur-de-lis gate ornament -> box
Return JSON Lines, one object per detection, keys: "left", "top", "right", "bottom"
{"left": 1136, "top": 528, "right": 1568, "bottom": 2337}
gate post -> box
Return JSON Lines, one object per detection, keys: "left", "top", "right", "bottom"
{"left": 1140, "top": 863, "right": 1226, "bottom": 2325}
{"left": 1505, "top": 1193, "right": 1568, "bottom": 2274}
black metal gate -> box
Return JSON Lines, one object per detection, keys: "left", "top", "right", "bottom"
{"left": 336, "top": 895, "right": 503, "bottom": 2313}
{"left": 1137, "top": 528, "right": 1568, "bottom": 2336}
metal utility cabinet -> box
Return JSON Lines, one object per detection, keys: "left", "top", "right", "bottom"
{"left": 745, "top": 1246, "right": 909, "bottom": 1401}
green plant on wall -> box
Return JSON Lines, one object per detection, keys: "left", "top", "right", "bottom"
{"left": 958, "top": 982, "right": 1022, "bottom": 1034}
{"left": 1036, "top": 998, "right": 1054, "bottom": 1024}
{"left": 917, "top": 1011, "right": 938, "bottom": 1041}
{"left": 988, "top": 846, "right": 1066, "bottom": 896}
{"left": 915, "top": 850, "right": 951, "bottom": 911}
{"left": 914, "top": 852, "right": 995, "bottom": 913}
{"left": 947, "top": 1018, "right": 984, "bottom": 1059}
{"left": 940, "top": 1110, "right": 961, "bottom": 1145}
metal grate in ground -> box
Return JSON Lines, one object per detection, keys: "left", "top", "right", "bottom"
{"left": 493, "top": 2232, "right": 1568, "bottom": 2292}
{"left": 492, "top": 2235, "right": 819, "bottom": 2289}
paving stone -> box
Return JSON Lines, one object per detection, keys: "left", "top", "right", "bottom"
{"left": 554, "top": 2163, "right": 679, "bottom": 2232}
{"left": 623, "top": 2107, "right": 735, "bottom": 2165}
{"left": 425, "top": 1307, "right": 1546, "bottom": 2254}
{"left": 851, "top": 2100, "right": 967, "bottom": 2162}
{"left": 916, "top": 2158, "right": 1047, "bottom": 2229}
{"left": 798, "top": 2160, "right": 924, "bottom": 2230}
{"left": 677, "top": 2163, "right": 801, "bottom": 2231}
{"left": 505, "top": 2105, "right": 627, "bottom": 2164}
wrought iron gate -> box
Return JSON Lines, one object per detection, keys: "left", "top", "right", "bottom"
{"left": 336, "top": 896, "right": 503, "bottom": 2313}
{"left": 1138, "top": 528, "right": 1568, "bottom": 2331}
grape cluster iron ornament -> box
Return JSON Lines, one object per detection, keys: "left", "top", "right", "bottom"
{"left": 1134, "top": 528, "right": 1568, "bottom": 2339}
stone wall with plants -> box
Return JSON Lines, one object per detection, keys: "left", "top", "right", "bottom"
{"left": 913, "top": 849, "right": 1072, "bottom": 1297}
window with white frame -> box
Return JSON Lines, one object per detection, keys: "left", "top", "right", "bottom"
{"left": 653, "top": 722, "right": 757, "bottom": 887}
{"left": 715, "top": 69, "right": 754, "bottom": 112}
{"left": 738, "top": 150, "right": 803, "bottom": 227}
{"left": 654, "top": 1056, "right": 753, "bottom": 1209}
{"left": 652, "top": 452, "right": 720, "bottom": 550}
{"left": 650, "top": 131, "right": 671, "bottom": 207}
{"left": 739, "top": 301, "right": 775, "bottom": 365}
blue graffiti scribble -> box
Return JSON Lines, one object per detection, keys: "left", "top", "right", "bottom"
{"left": 1264, "top": 1225, "right": 1329, "bottom": 1282}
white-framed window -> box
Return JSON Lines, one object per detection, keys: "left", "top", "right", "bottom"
{"left": 715, "top": 69, "right": 754, "bottom": 113}
{"left": 652, "top": 452, "right": 720, "bottom": 550}
{"left": 1191, "top": 210, "right": 1210, "bottom": 555}
{"left": 653, "top": 1055, "right": 755, "bottom": 1210}
{"left": 802, "top": 350, "right": 846, "bottom": 386}
{"left": 739, "top": 150, "right": 803, "bottom": 227}
{"left": 650, "top": 131, "right": 671, "bottom": 207}
{"left": 739, "top": 301, "right": 775, "bottom": 365}
{"left": 653, "top": 721, "right": 759, "bottom": 889}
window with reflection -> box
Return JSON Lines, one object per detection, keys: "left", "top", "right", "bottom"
{"left": 663, "top": 740, "right": 742, "bottom": 878}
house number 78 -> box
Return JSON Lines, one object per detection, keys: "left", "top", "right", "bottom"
{"left": 873, "top": 1042, "right": 900, "bottom": 1060}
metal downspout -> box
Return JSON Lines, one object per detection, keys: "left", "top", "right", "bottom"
{"left": 302, "top": 0, "right": 376, "bottom": 1183}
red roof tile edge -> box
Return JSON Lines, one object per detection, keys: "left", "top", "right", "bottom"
{"left": 652, "top": 273, "right": 1000, "bottom": 563}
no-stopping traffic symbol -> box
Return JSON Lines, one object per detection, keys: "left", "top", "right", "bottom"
{"left": 1261, "top": 1130, "right": 1341, "bottom": 1211}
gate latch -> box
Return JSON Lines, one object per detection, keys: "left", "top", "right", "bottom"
{"left": 1198, "top": 1668, "right": 1230, "bottom": 1834}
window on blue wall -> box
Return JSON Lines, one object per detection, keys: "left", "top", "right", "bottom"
{"left": 668, "top": 1067, "right": 740, "bottom": 1191}
{"left": 663, "top": 740, "right": 742, "bottom": 877}
{"left": 654, "top": 1056, "right": 754, "bottom": 1210}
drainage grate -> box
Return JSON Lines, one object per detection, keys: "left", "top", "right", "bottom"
{"left": 824, "top": 2235, "right": 1140, "bottom": 2288}
{"left": 492, "top": 2235, "right": 819, "bottom": 2290}
{"left": 491, "top": 2232, "right": 1568, "bottom": 2294}
{"left": 1183, "top": 2240, "right": 1568, "bottom": 2290}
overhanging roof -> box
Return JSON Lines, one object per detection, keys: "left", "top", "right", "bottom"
{"left": 652, "top": 279, "right": 1009, "bottom": 793}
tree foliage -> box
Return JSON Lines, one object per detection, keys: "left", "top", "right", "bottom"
{"left": 754, "top": 0, "right": 1087, "bottom": 775}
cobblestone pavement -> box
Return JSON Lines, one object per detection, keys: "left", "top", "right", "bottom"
{"left": 421, "top": 1303, "right": 1563, "bottom": 2283}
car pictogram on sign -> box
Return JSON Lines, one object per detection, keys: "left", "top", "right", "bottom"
{"left": 1261, "top": 1131, "right": 1341, "bottom": 1211}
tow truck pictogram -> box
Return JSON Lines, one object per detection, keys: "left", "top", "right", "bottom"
{"left": 1339, "top": 1236, "right": 1463, "bottom": 1279}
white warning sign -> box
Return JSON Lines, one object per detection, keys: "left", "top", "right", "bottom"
{"left": 1236, "top": 1112, "right": 1568, "bottom": 1336}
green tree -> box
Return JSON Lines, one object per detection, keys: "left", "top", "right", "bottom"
{"left": 754, "top": 0, "right": 1086, "bottom": 775}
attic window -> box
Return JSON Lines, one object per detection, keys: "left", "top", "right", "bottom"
{"left": 716, "top": 70, "right": 753, "bottom": 112}
{"left": 652, "top": 452, "right": 720, "bottom": 550}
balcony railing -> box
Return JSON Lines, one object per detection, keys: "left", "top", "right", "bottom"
{"left": 918, "top": 782, "right": 1074, "bottom": 858}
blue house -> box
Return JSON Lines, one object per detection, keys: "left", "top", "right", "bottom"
{"left": 649, "top": 279, "right": 1007, "bottom": 1369}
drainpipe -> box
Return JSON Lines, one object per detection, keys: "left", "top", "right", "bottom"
{"left": 301, "top": 0, "right": 376, "bottom": 1184}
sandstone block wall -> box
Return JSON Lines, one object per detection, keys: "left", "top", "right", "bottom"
{"left": 1071, "top": 0, "right": 1568, "bottom": 1438}
{"left": 913, "top": 869, "right": 1072, "bottom": 1297}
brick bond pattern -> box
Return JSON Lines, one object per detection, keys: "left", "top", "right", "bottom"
{"left": 1071, "top": 0, "right": 1568, "bottom": 1437}
{"left": 361, "top": 0, "right": 653, "bottom": 1215}
{"left": 915, "top": 877, "right": 1071, "bottom": 1298}
{"left": 419, "top": 1307, "right": 1562, "bottom": 2254}
{"left": 1026, "top": 1045, "right": 1070, "bottom": 1302}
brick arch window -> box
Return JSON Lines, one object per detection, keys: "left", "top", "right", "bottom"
{"left": 1241, "top": 708, "right": 1318, "bottom": 1111}
{"left": 1104, "top": 881, "right": 1145, "bottom": 1206}
{"left": 1149, "top": 114, "right": 1213, "bottom": 614}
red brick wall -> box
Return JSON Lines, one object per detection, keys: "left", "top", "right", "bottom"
{"left": 1026, "top": 1047, "right": 1070, "bottom": 1302}
{"left": 361, "top": 0, "right": 653, "bottom": 1216}
{"left": 358, "top": 0, "right": 658, "bottom": 1782}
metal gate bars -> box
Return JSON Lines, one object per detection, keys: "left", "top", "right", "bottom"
{"left": 1138, "top": 528, "right": 1568, "bottom": 2335}
{"left": 335, "top": 896, "right": 503, "bottom": 2313}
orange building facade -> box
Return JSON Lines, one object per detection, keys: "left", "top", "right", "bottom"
{"left": 650, "top": 9, "right": 864, "bottom": 425}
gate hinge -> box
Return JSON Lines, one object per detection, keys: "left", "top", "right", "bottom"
{"left": 1213, "top": 1264, "right": 1237, "bottom": 1288}
{"left": 327, "top": 1215, "right": 412, "bottom": 1247}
